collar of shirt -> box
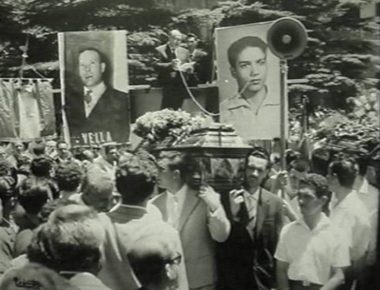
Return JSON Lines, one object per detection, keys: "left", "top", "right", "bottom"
{"left": 243, "top": 188, "right": 260, "bottom": 218}
{"left": 224, "top": 86, "right": 277, "bottom": 111}
{"left": 83, "top": 81, "right": 106, "bottom": 117}
{"left": 112, "top": 203, "right": 148, "bottom": 220}
{"left": 167, "top": 184, "right": 188, "bottom": 214}
{"left": 243, "top": 188, "right": 260, "bottom": 201}
{"left": 296, "top": 213, "right": 331, "bottom": 233}
{"left": 329, "top": 190, "right": 358, "bottom": 212}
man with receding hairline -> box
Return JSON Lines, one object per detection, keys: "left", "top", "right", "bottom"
{"left": 65, "top": 47, "right": 129, "bottom": 143}
{"left": 155, "top": 29, "right": 190, "bottom": 110}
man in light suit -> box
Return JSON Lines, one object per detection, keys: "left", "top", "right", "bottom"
{"left": 218, "top": 147, "right": 284, "bottom": 290}
{"left": 65, "top": 48, "right": 129, "bottom": 144}
{"left": 155, "top": 29, "right": 191, "bottom": 110}
{"left": 98, "top": 153, "right": 188, "bottom": 290}
{"left": 151, "top": 151, "right": 231, "bottom": 290}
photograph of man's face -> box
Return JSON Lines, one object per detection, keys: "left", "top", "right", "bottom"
{"left": 59, "top": 30, "right": 130, "bottom": 146}
{"left": 231, "top": 46, "right": 267, "bottom": 94}
{"left": 216, "top": 22, "right": 283, "bottom": 141}
{"left": 79, "top": 49, "right": 105, "bottom": 88}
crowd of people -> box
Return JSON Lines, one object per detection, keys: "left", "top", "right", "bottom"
{"left": 0, "top": 139, "right": 378, "bottom": 290}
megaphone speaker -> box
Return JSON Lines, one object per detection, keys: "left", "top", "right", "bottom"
{"left": 267, "top": 17, "right": 308, "bottom": 60}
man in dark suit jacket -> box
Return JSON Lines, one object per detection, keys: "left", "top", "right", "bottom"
{"left": 218, "top": 147, "right": 284, "bottom": 290}
{"left": 154, "top": 29, "right": 190, "bottom": 110}
{"left": 65, "top": 48, "right": 129, "bottom": 144}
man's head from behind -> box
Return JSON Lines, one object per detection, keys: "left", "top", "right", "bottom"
{"left": 81, "top": 165, "right": 114, "bottom": 212}
{"left": 27, "top": 204, "right": 103, "bottom": 275}
{"left": 297, "top": 173, "right": 329, "bottom": 217}
{"left": 18, "top": 178, "right": 49, "bottom": 216}
{"left": 30, "top": 156, "right": 53, "bottom": 178}
{"left": 78, "top": 48, "right": 106, "bottom": 89}
{"left": 228, "top": 36, "right": 268, "bottom": 95}
{"left": 115, "top": 153, "right": 157, "bottom": 205}
{"left": 128, "top": 232, "right": 181, "bottom": 290}
{"left": 327, "top": 157, "right": 357, "bottom": 191}
{"left": 55, "top": 162, "right": 83, "bottom": 193}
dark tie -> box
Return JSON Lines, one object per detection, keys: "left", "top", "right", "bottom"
{"left": 84, "top": 89, "right": 92, "bottom": 104}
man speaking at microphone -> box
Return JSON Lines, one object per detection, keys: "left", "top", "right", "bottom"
{"left": 155, "top": 29, "right": 191, "bottom": 110}
{"left": 220, "top": 36, "right": 280, "bottom": 141}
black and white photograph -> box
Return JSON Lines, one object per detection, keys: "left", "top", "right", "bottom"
{"left": 58, "top": 30, "right": 129, "bottom": 145}
{"left": 0, "top": 1, "right": 379, "bottom": 290}
{"left": 216, "top": 22, "right": 284, "bottom": 141}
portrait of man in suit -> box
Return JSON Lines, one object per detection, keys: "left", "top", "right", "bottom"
{"left": 65, "top": 48, "right": 129, "bottom": 145}
{"left": 61, "top": 31, "right": 130, "bottom": 146}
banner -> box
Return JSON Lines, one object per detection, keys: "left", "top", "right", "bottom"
{"left": 216, "top": 22, "right": 286, "bottom": 141}
{"left": 58, "top": 30, "right": 130, "bottom": 146}
{"left": 0, "top": 79, "right": 56, "bottom": 140}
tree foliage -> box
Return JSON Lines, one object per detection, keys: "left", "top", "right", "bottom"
{"left": 0, "top": 0, "right": 378, "bottom": 109}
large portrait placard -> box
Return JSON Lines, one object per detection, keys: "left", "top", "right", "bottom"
{"left": 216, "top": 22, "right": 287, "bottom": 141}
{"left": 58, "top": 30, "right": 130, "bottom": 146}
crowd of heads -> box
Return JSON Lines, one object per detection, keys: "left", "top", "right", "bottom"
{"left": 0, "top": 137, "right": 378, "bottom": 289}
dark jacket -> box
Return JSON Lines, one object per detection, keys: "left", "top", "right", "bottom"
{"left": 65, "top": 86, "right": 129, "bottom": 144}
{"left": 218, "top": 187, "right": 284, "bottom": 290}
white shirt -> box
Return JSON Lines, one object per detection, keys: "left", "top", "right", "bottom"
{"left": 354, "top": 177, "right": 379, "bottom": 265}
{"left": 275, "top": 214, "right": 350, "bottom": 285}
{"left": 243, "top": 188, "right": 259, "bottom": 238}
{"left": 329, "top": 190, "right": 371, "bottom": 262}
{"left": 166, "top": 184, "right": 188, "bottom": 229}
{"left": 83, "top": 82, "right": 106, "bottom": 117}
{"left": 220, "top": 87, "right": 281, "bottom": 140}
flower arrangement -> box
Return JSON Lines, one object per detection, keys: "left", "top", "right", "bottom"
{"left": 133, "top": 109, "right": 208, "bottom": 147}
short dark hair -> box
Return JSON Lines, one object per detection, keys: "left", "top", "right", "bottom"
{"left": 329, "top": 158, "right": 357, "bottom": 188}
{"left": 299, "top": 173, "right": 329, "bottom": 199}
{"left": 0, "top": 176, "right": 16, "bottom": 205}
{"left": 187, "top": 33, "right": 197, "bottom": 40}
{"left": 55, "top": 162, "right": 83, "bottom": 192}
{"left": 354, "top": 153, "right": 369, "bottom": 176}
{"left": 157, "top": 151, "right": 193, "bottom": 181}
{"left": 30, "top": 156, "right": 53, "bottom": 177}
{"left": 0, "top": 160, "right": 11, "bottom": 176}
{"left": 116, "top": 153, "right": 157, "bottom": 204}
{"left": 227, "top": 36, "right": 267, "bottom": 67}
{"left": 33, "top": 143, "right": 46, "bottom": 156}
{"left": 104, "top": 144, "right": 117, "bottom": 155}
{"left": 18, "top": 178, "right": 49, "bottom": 215}
{"left": 289, "top": 158, "right": 309, "bottom": 173}
{"left": 247, "top": 146, "right": 272, "bottom": 169}
{"left": 79, "top": 47, "right": 106, "bottom": 64}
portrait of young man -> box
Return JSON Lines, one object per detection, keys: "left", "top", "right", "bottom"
{"left": 60, "top": 31, "right": 130, "bottom": 146}
{"left": 216, "top": 24, "right": 282, "bottom": 142}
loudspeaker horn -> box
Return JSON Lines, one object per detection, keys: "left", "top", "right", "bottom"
{"left": 267, "top": 17, "right": 308, "bottom": 60}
